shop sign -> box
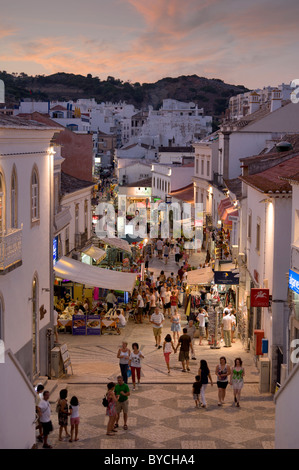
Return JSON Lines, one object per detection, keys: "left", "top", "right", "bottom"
{"left": 72, "top": 315, "right": 86, "bottom": 335}
{"left": 289, "top": 269, "right": 299, "bottom": 295}
{"left": 250, "top": 288, "right": 269, "bottom": 307}
{"left": 214, "top": 271, "right": 239, "bottom": 285}
{"left": 86, "top": 315, "right": 101, "bottom": 335}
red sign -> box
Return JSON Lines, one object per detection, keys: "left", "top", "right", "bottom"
{"left": 250, "top": 288, "right": 269, "bottom": 307}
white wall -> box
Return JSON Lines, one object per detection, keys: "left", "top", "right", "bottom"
{"left": 0, "top": 350, "right": 36, "bottom": 449}
{"left": 275, "top": 362, "right": 299, "bottom": 448}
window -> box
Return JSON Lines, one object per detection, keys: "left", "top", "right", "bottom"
{"left": 65, "top": 227, "right": 70, "bottom": 255}
{"left": 0, "top": 171, "right": 5, "bottom": 234}
{"left": 248, "top": 212, "right": 252, "bottom": 240}
{"left": 256, "top": 220, "right": 261, "bottom": 253}
{"left": 196, "top": 158, "right": 199, "bottom": 175}
{"left": 31, "top": 167, "right": 39, "bottom": 223}
{"left": 84, "top": 200, "right": 88, "bottom": 233}
{"left": 201, "top": 159, "right": 204, "bottom": 175}
{"left": 11, "top": 168, "right": 17, "bottom": 228}
{"left": 207, "top": 160, "right": 210, "bottom": 178}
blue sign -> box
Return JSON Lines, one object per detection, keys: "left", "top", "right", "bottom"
{"left": 53, "top": 236, "right": 58, "bottom": 265}
{"left": 214, "top": 271, "right": 239, "bottom": 285}
{"left": 289, "top": 269, "right": 299, "bottom": 295}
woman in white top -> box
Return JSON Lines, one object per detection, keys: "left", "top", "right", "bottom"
{"left": 163, "top": 334, "right": 176, "bottom": 373}
{"left": 129, "top": 343, "right": 144, "bottom": 390}
{"left": 117, "top": 342, "right": 131, "bottom": 384}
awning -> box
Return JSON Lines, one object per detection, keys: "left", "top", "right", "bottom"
{"left": 98, "top": 237, "right": 132, "bottom": 254}
{"left": 186, "top": 267, "right": 214, "bottom": 285}
{"left": 81, "top": 245, "right": 106, "bottom": 263}
{"left": 54, "top": 256, "right": 137, "bottom": 292}
{"left": 218, "top": 197, "right": 232, "bottom": 219}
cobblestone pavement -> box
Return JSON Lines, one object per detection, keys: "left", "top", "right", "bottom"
{"left": 38, "top": 251, "right": 276, "bottom": 450}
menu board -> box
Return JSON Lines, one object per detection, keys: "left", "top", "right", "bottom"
{"left": 86, "top": 315, "right": 101, "bottom": 335}
{"left": 60, "top": 343, "right": 72, "bottom": 373}
{"left": 72, "top": 315, "right": 86, "bottom": 335}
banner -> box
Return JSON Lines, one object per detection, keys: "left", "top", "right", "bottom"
{"left": 214, "top": 271, "right": 239, "bottom": 285}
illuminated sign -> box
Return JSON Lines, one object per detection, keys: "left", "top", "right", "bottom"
{"left": 289, "top": 269, "right": 299, "bottom": 295}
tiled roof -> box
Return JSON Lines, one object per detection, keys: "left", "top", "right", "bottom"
{"left": 50, "top": 105, "right": 68, "bottom": 111}
{"left": 60, "top": 171, "right": 94, "bottom": 195}
{"left": 239, "top": 155, "right": 299, "bottom": 193}
{"left": 0, "top": 113, "right": 60, "bottom": 129}
{"left": 240, "top": 134, "right": 299, "bottom": 164}
{"left": 125, "top": 177, "right": 152, "bottom": 187}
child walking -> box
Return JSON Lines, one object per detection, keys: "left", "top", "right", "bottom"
{"left": 192, "top": 375, "right": 202, "bottom": 408}
{"left": 69, "top": 396, "right": 80, "bottom": 442}
{"left": 162, "top": 334, "right": 175, "bottom": 373}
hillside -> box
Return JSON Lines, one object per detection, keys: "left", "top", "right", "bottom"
{"left": 0, "top": 71, "right": 249, "bottom": 120}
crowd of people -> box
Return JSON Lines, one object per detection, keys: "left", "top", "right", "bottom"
{"left": 37, "top": 235, "right": 245, "bottom": 447}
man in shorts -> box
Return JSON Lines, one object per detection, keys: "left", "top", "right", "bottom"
{"left": 150, "top": 306, "right": 165, "bottom": 349}
{"left": 37, "top": 390, "right": 53, "bottom": 448}
{"left": 175, "top": 328, "right": 194, "bottom": 372}
{"left": 114, "top": 376, "right": 130, "bottom": 430}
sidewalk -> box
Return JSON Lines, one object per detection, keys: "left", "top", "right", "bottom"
{"left": 40, "top": 252, "right": 276, "bottom": 450}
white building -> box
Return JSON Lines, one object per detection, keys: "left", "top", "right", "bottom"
{"left": 151, "top": 162, "right": 194, "bottom": 202}
{"left": 137, "top": 99, "right": 212, "bottom": 147}
{"left": 218, "top": 99, "right": 299, "bottom": 180}
{"left": 228, "top": 82, "right": 293, "bottom": 121}
{"left": 275, "top": 169, "right": 299, "bottom": 448}
{"left": 117, "top": 160, "right": 152, "bottom": 187}
{"left": 0, "top": 114, "right": 61, "bottom": 449}
{"left": 238, "top": 155, "right": 299, "bottom": 393}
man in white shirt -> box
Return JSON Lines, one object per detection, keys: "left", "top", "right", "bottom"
{"left": 222, "top": 312, "right": 233, "bottom": 347}
{"left": 106, "top": 290, "right": 117, "bottom": 311}
{"left": 197, "top": 309, "right": 206, "bottom": 346}
{"left": 116, "top": 309, "right": 126, "bottom": 334}
{"left": 136, "top": 291, "right": 144, "bottom": 324}
{"left": 150, "top": 306, "right": 165, "bottom": 348}
{"left": 38, "top": 390, "right": 53, "bottom": 448}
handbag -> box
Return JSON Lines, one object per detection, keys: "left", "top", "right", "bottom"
{"left": 127, "top": 367, "right": 132, "bottom": 378}
{"left": 102, "top": 395, "right": 109, "bottom": 407}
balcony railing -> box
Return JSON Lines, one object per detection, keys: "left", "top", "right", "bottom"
{"left": 0, "top": 226, "right": 23, "bottom": 273}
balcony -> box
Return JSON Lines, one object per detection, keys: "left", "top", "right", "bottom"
{"left": 0, "top": 227, "right": 22, "bottom": 274}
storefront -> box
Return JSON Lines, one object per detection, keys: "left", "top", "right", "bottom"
{"left": 54, "top": 256, "right": 137, "bottom": 335}
{"left": 288, "top": 268, "right": 299, "bottom": 372}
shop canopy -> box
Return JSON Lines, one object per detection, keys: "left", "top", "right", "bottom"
{"left": 186, "top": 267, "right": 214, "bottom": 285}
{"left": 54, "top": 256, "right": 137, "bottom": 292}
{"left": 81, "top": 244, "right": 106, "bottom": 263}
{"left": 98, "top": 237, "right": 132, "bottom": 254}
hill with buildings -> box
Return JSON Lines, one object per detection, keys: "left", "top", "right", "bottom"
{"left": 0, "top": 71, "right": 249, "bottom": 120}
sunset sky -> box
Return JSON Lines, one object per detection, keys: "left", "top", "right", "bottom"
{"left": 1, "top": 0, "right": 298, "bottom": 89}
